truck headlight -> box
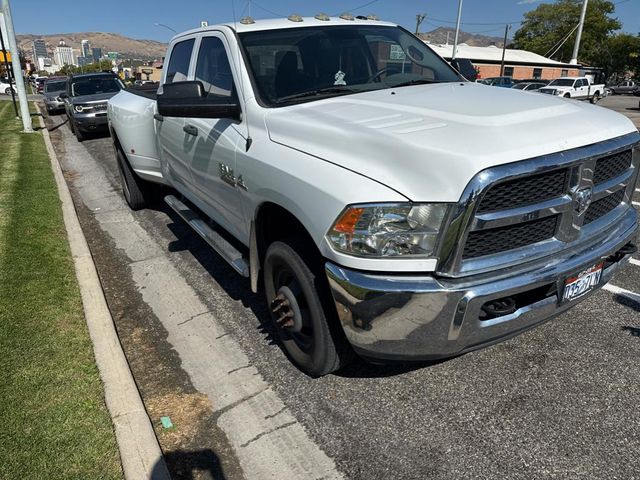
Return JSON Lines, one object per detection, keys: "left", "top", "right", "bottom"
{"left": 74, "top": 105, "right": 84, "bottom": 112}
{"left": 327, "top": 203, "right": 448, "bottom": 257}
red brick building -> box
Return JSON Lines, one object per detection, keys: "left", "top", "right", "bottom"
{"left": 427, "top": 42, "right": 580, "bottom": 80}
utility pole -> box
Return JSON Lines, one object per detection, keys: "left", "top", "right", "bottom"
{"left": 499, "top": 24, "right": 511, "bottom": 77}
{"left": 451, "top": 0, "right": 463, "bottom": 60}
{"left": 415, "top": 14, "right": 426, "bottom": 35}
{"left": 1, "top": 0, "right": 32, "bottom": 132}
{"left": 0, "top": 16, "right": 17, "bottom": 116}
{"left": 570, "top": 0, "right": 588, "bottom": 65}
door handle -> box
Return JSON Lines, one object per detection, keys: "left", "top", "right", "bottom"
{"left": 183, "top": 124, "right": 198, "bottom": 136}
{"left": 153, "top": 113, "right": 164, "bottom": 122}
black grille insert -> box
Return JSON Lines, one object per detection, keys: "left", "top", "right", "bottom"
{"left": 584, "top": 189, "right": 625, "bottom": 225}
{"left": 477, "top": 169, "right": 567, "bottom": 214}
{"left": 593, "top": 150, "right": 632, "bottom": 185}
{"left": 463, "top": 215, "right": 558, "bottom": 259}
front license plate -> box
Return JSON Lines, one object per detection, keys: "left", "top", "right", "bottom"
{"left": 562, "top": 263, "right": 604, "bottom": 303}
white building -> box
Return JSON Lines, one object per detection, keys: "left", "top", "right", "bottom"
{"left": 54, "top": 40, "right": 75, "bottom": 67}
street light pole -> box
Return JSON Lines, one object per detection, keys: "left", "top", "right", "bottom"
{"left": 415, "top": 14, "right": 426, "bottom": 35}
{"left": 154, "top": 23, "right": 177, "bottom": 34}
{"left": 499, "top": 24, "right": 511, "bottom": 77}
{"left": 451, "top": 0, "right": 463, "bottom": 60}
{"left": 570, "top": 0, "right": 588, "bottom": 65}
{"left": 1, "top": 0, "right": 32, "bottom": 132}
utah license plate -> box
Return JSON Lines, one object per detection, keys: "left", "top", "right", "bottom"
{"left": 562, "top": 263, "right": 604, "bottom": 303}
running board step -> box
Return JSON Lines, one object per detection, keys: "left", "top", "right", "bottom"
{"left": 165, "top": 195, "right": 249, "bottom": 277}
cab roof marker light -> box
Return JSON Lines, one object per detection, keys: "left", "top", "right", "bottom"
{"left": 239, "top": 16, "right": 255, "bottom": 25}
{"left": 339, "top": 13, "right": 355, "bottom": 21}
{"left": 315, "top": 13, "right": 330, "bottom": 21}
{"left": 288, "top": 14, "right": 303, "bottom": 22}
{"left": 367, "top": 14, "right": 380, "bottom": 21}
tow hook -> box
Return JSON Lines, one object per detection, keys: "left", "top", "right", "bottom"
{"left": 481, "top": 297, "right": 517, "bottom": 318}
{"left": 618, "top": 243, "right": 638, "bottom": 256}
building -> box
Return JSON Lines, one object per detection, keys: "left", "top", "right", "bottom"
{"left": 31, "top": 39, "right": 47, "bottom": 62}
{"left": 427, "top": 43, "right": 580, "bottom": 80}
{"left": 136, "top": 59, "right": 163, "bottom": 82}
{"left": 81, "top": 39, "right": 91, "bottom": 58}
{"left": 78, "top": 56, "right": 91, "bottom": 67}
{"left": 54, "top": 39, "right": 75, "bottom": 66}
{"left": 92, "top": 47, "right": 102, "bottom": 62}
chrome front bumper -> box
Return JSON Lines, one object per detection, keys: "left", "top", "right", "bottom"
{"left": 325, "top": 208, "right": 637, "bottom": 361}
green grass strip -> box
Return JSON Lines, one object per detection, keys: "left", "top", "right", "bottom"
{"left": 0, "top": 104, "right": 122, "bottom": 479}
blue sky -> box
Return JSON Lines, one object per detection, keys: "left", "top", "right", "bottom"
{"left": 11, "top": 0, "right": 640, "bottom": 41}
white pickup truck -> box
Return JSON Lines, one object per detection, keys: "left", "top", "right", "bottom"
{"left": 538, "top": 76, "right": 606, "bottom": 103}
{"left": 108, "top": 16, "right": 639, "bottom": 376}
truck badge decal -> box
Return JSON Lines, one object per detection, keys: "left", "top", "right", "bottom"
{"left": 574, "top": 187, "right": 593, "bottom": 215}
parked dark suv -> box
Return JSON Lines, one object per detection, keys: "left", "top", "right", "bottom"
{"left": 60, "top": 72, "right": 124, "bottom": 142}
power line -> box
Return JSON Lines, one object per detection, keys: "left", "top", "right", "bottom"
{"left": 345, "top": 0, "right": 380, "bottom": 12}
{"left": 428, "top": 16, "right": 522, "bottom": 26}
{"left": 249, "top": 1, "right": 284, "bottom": 17}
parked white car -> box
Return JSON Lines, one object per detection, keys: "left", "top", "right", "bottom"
{"left": 108, "top": 16, "right": 639, "bottom": 376}
{"left": 0, "top": 79, "right": 15, "bottom": 95}
{"left": 538, "top": 76, "right": 605, "bottom": 103}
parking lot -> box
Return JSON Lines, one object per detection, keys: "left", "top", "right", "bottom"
{"left": 41, "top": 93, "right": 640, "bottom": 480}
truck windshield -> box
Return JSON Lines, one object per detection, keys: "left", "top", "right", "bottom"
{"left": 238, "top": 25, "right": 461, "bottom": 106}
{"left": 70, "top": 77, "right": 123, "bottom": 96}
{"left": 44, "top": 81, "right": 66, "bottom": 92}
{"left": 548, "top": 79, "right": 575, "bottom": 87}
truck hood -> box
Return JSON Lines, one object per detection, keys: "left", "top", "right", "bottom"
{"left": 265, "top": 82, "right": 636, "bottom": 202}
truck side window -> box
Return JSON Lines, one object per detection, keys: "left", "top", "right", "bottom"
{"left": 195, "top": 37, "right": 235, "bottom": 98}
{"left": 166, "top": 39, "right": 195, "bottom": 84}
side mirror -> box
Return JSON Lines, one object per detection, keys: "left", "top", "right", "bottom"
{"left": 157, "top": 81, "right": 240, "bottom": 120}
{"left": 59, "top": 92, "right": 68, "bottom": 99}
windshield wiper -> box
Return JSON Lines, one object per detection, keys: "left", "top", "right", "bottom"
{"left": 388, "top": 79, "right": 440, "bottom": 88}
{"left": 276, "top": 86, "right": 358, "bottom": 103}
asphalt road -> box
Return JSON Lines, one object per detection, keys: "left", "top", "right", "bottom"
{"left": 44, "top": 94, "right": 640, "bottom": 480}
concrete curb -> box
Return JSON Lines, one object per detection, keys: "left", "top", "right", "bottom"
{"left": 35, "top": 105, "right": 170, "bottom": 480}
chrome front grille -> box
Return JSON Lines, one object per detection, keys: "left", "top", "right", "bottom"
{"left": 463, "top": 215, "right": 559, "bottom": 259}
{"left": 477, "top": 169, "right": 567, "bottom": 213}
{"left": 438, "top": 132, "right": 640, "bottom": 277}
{"left": 593, "top": 150, "right": 632, "bottom": 185}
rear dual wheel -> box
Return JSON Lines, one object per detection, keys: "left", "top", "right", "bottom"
{"left": 264, "top": 241, "right": 352, "bottom": 377}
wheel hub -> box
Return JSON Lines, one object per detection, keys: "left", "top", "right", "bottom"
{"left": 271, "top": 285, "right": 303, "bottom": 333}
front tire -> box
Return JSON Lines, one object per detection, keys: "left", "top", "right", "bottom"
{"left": 116, "top": 148, "right": 149, "bottom": 210}
{"left": 74, "top": 123, "right": 85, "bottom": 142}
{"left": 264, "top": 240, "right": 351, "bottom": 377}
{"left": 4, "top": 87, "right": 12, "bottom": 95}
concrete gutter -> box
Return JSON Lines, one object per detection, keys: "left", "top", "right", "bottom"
{"left": 36, "top": 105, "right": 170, "bottom": 480}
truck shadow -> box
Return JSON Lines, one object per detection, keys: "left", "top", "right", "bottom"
{"left": 151, "top": 199, "right": 430, "bottom": 378}
{"left": 152, "top": 449, "right": 228, "bottom": 480}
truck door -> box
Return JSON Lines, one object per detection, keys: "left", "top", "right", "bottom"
{"left": 157, "top": 38, "right": 197, "bottom": 191}
{"left": 184, "top": 33, "right": 248, "bottom": 242}
{"left": 578, "top": 79, "right": 589, "bottom": 98}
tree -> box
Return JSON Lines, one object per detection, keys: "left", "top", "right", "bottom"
{"left": 598, "top": 33, "right": 640, "bottom": 80}
{"left": 513, "top": 0, "right": 621, "bottom": 65}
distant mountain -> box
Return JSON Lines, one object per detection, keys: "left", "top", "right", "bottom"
{"left": 419, "top": 27, "right": 506, "bottom": 48}
{"left": 17, "top": 32, "right": 167, "bottom": 60}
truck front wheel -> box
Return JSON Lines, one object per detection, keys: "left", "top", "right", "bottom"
{"left": 264, "top": 240, "right": 351, "bottom": 376}
{"left": 116, "top": 148, "right": 150, "bottom": 210}
{"left": 564, "top": 93, "right": 571, "bottom": 98}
